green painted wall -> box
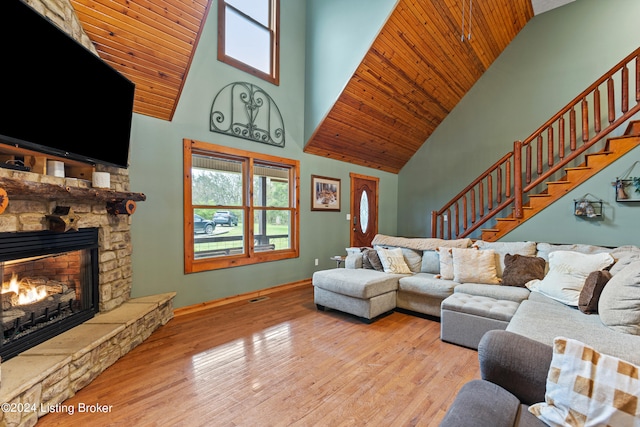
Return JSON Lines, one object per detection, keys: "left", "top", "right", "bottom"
{"left": 304, "top": 0, "right": 398, "bottom": 142}
{"left": 128, "top": 0, "right": 398, "bottom": 308}
{"left": 398, "top": 0, "right": 640, "bottom": 246}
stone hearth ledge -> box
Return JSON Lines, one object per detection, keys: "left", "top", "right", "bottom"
{"left": 0, "top": 292, "right": 175, "bottom": 427}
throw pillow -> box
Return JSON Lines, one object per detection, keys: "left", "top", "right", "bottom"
{"left": 529, "top": 337, "right": 640, "bottom": 426}
{"left": 421, "top": 250, "right": 440, "bottom": 274}
{"left": 451, "top": 247, "right": 500, "bottom": 285}
{"left": 526, "top": 251, "right": 614, "bottom": 306}
{"left": 599, "top": 260, "right": 640, "bottom": 335}
{"left": 436, "top": 247, "right": 454, "bottom": 280}
{"left": 472, "top": 240, "right": 537, "bottom": 277}
{"left": 362, "top": 248, "right": 384, "bottom": 271}
{"left": 501, "top": 254, "right": 546, "bottom": 287}
{"left": 578, "top": 270, "right": 612, "bottom": 314}
{"left": 376, "top": 247, "right": 412, "bottom": 274}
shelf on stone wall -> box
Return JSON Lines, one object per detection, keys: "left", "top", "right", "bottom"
{"left": 0, "top": 176, "right": 145, "bottom": 215}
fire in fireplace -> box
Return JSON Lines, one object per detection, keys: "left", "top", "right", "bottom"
{"left": 0, "top": 228, "right": 99, "bottom": 361}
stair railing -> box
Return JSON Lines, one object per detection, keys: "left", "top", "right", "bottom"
{"left": 432, "top": 46, "right": 640, "bottom": 239}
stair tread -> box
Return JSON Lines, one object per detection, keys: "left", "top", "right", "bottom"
{"left": 481, "top": 228, "right": 499, "bottom": 232}
{"left": 586, "top": 150, "right": 614, "bottom": 156}
{"left": 529, "top": 193, "right": 552, "bottom": 198}
{"left": 565, "top": 166, "right": 591, "bottom": 171}
{"left": 547, "top": 180, "right": 571, "bottom": 185}
{"left": 496, "top": 217, "right": 517, "bottom": 222}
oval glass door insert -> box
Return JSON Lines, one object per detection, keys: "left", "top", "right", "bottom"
{"left": 360, "top": 191, "right": 369, "bottom": 233}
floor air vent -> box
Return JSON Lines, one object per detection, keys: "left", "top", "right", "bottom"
{"left": 248, "top": 296, "right": 270, "bottom": 303}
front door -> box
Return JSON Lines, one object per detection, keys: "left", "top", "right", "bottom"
{"left": 350, "top": 173, "right": 379, "bottom": 247}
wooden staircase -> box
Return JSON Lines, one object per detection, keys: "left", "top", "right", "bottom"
{"left": 431, "top": 46, "right": 640, "bottom": 242}
{"left": 481, "top": 120, "right": 640, "bottom": 241}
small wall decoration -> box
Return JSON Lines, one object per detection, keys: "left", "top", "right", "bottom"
{"left": 573, "top": 195, "right": 603, "bottom": 218}
{"left": 613, "top": 161, "right": 640, "bottom": 202}
{"left": 210, "top": 82, "right": 285, "bottom": 147}
{"left": 311, "top": 175, "right": 340, "bottom": 211}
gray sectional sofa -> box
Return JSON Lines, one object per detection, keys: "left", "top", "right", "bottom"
{"left": 312, "top": 234, "right": 640, "bottom": 363}
{"left": 313, "top": 234, "right": 640, "bottom": 426}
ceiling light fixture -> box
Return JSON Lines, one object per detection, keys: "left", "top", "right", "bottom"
{"left": 461, "top": 0, "right": 473, "bottom": 41}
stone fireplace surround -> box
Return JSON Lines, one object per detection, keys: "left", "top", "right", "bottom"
{"left": 0, "top": 167, "right": 175, "bottom": 427}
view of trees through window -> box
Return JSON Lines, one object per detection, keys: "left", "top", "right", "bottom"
{"left": 184, "top": 140, "right": 299, "bottom": 272}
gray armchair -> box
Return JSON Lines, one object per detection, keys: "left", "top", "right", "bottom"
{"left": 440, "top": 330, "right": 553, "bottom": 427}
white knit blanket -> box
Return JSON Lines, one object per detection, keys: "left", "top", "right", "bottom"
{"left": 371, "top": 234, "right": 472, "bottom": 251}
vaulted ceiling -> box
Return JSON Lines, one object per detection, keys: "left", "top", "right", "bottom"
{"left": 304, "top": 0, "right": 535, "bottom": 173}
{"left": 70, "top": 0, "right": 211, "bottom": 121}
{"left": 71, "top": 0, "right": 535, "bottom": 173}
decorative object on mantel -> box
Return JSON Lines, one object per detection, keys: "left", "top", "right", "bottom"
{"left": 92, "top": 171, "right": 111, "bottom": 189}
{"left": 46, "top": 206, "right": 80, "bottom": 232}
{"left": 613, "top": 161, "right": 640, "bottom": 202}
{"left": 574, "top": 194, "right": 602, "bottom": 218}
{"left": 106, "top": 199, "right": 137, "bottom": 216}
{"left": 210, "top": 81, "right": 285, "bottom": 147}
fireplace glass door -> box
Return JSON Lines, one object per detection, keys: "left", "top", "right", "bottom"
{"left": 0, "top": 229, "right": 98, "bottom": 361}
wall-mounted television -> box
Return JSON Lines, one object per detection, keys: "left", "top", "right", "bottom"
{"left": 0, "top": 0, "right": 135, "bottom": 169}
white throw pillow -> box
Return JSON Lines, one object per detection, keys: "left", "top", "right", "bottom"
{"left": 530, "top": 337, "right": 640, "bottom": 426}
{"left": 472, "top": 240, "right": 537, "bottom": 277}
{"left": 451, "top": 247, "right": 500, "bottom": 285}
{"left": 526, "top": 251, "right": 614, "bottom": 306}
{"left": 436, "top": 247, "right": 454, "bottom": 280}
{"left": 376, "top": 247, "right": 412, "bottom": 274}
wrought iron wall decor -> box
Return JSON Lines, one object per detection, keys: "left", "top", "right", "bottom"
{"left": 210, "top": 82, "right": 285, "bottom": 147}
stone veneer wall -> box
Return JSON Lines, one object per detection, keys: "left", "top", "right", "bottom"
{"left": 0, "top": 166, "right": 133, "bottom": 312}
{"left": 2, "top": 0, "right": 134, "bottom": 313}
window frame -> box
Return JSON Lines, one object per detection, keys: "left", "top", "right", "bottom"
{"left": 183, "top": 139, "right": 299, "bottom": 273}
{"left": 217, "top": 0, "right": 280, "bottom": 86}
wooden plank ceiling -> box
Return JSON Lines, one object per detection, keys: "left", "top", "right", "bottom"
{"left": 304, "top": 0, "right": 534, "bottom": 174}
{"left": 70, "top": 0, "right": 211, "bottom": 121}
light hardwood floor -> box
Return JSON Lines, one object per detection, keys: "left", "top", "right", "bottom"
{"left": 36, "top": 286, "right": 480, "bottom": 426}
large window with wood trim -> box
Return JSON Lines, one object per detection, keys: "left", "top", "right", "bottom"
{"left": 217, "top": 0, "right": 280, "bottom": 85}
{"left": 183, "top": 139, "right": 299, "bottom": 273}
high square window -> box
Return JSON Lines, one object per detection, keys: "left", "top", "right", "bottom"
{"left": 218, "top": 0, "right": 280, "bottom": 85}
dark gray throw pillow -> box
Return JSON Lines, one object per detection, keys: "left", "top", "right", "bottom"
{"left": 501, "top": 254, "right": 546, "bottom": 287}
{"left": 362, "top": 248, "right": 384, "bottom": 272}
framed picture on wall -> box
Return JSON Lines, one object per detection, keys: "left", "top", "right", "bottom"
{"left": 311, "top": 175, "right": 340, "bottom": 211}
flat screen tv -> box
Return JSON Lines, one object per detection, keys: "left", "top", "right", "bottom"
{"left": 0, "top": 0, "right": 135, "bottom": 169}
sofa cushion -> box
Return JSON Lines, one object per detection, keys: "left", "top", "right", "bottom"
{"left": 501, "top": 254, "right": 546, "bottom": 288}
{"left": 440, "top": 380, "right": 522, "bottom": 427}
{"left": 398, "top": 273, "right": 457, "bottom": 299}
{"left": 609, "top": 245, "right": 640, "bottom": 275}
{"left": 452, "top": 248, "right": 500, "bottom": 285}
{"left": 454, "top": 283, "right": 530, "bottom": 303}
{"left": 506, "top": 299, "right": 640, "bottom": 366}
{"left": 473, "top": 240, "right": 537, "bottom": 277}
{"left": 400, "top": 248, "right": 422, "bottom": 273}
{"left": 526, "top": 251, "right": 614, "bottom": 306}
{"left": 312, "top": 269, "right": 401, "bottom": 299}
{"left": 599, "top": 260, "right": 640, "bottom": 335}
{"left": 578, "top": 270, "right": 612, "bottom": 314}
{"left": 442, "top": 293, "right": 519, "bottom": 322}
{"left": 529, "top": 337, "right": 640, "bottom": 426}
{"left": 536, "top": 242, "right": 612, "bottom": 262}
{"left": 376, "top": 247, "right": 412, "bottom": 274}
